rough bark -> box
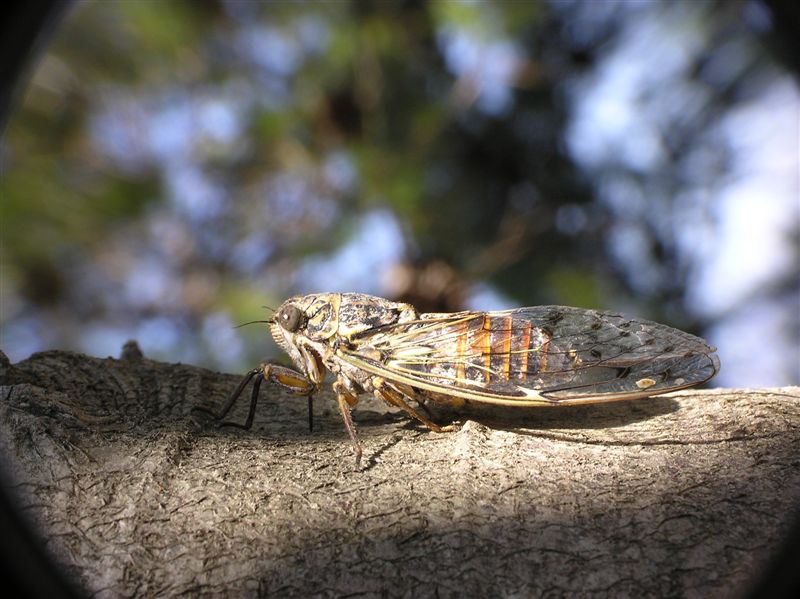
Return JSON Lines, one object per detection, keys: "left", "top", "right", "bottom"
{"left": 1, "top": 345, "right": 799, "bottom": 598}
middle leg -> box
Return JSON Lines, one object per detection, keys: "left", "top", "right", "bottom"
{"left": 333, "top": 380, "right": 363, "bottom": 467}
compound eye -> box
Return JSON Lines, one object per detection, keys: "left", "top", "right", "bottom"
{"left": 278, "top": 305, "right": 302, "bottom": 332}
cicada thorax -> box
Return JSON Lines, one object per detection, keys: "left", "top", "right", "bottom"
{"left": 270, "top": 292, "right": 422, "bottom": 384}
{"left": 335, "top": 294, "right": 418, "bottom": 338}
{"left": 303, "top": 294, "right": 341, "bottom": 339}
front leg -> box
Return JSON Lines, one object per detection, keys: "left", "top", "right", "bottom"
{"left": 197, "top": 362, "right": 316, "bottom": 430}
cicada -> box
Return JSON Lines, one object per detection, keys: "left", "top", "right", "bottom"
{"left": 208, "top": 293, "right": 720, "bottom": 465}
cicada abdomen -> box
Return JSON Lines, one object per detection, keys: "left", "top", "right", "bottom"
{"left": 353, "top": 306, "right": 719, "bottom": 405}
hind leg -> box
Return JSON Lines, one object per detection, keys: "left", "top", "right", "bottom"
{"left": 371, "top": 377, "right": 458, "bottom": 433}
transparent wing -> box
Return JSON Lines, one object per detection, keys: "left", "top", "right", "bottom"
{"left": 339, "top": 306, "right": 720, "bottom": 406}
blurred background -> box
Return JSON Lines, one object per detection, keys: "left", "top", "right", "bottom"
{"left": 1, "top": 0, "right": 798, "bottom": 388}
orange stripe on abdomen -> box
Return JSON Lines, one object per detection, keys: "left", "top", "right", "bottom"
{"left": 483, "top": 315, "right": 513, "bottom": 382}
{"left": 515, "top": 320, "right": 533, "bottom": 379}
{"left": 482, "top": 314, "right": 492, "bottom": 382}
{"left": 500, "top": 315, "right": 513, "bottom": 379}
{"left": 455, "top": 319, "right": 468, "bottom": 381}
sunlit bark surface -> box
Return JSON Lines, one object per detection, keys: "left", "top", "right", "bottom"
{"left": 2, "top": 345, "right": 798, "bottom": 598}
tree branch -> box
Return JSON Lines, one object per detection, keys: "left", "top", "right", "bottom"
{"left": 1, "top": 345, "right": 799, "bottom": 597}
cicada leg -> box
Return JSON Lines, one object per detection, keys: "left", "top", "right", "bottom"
{"left": 333, "top": 380, "right": 363, "bottom": 468}
{"left": 372, "top": 378, "right": 458, "bottom": 434}
{"left": 196, "top": 362, "right": 315, "bottom": 431}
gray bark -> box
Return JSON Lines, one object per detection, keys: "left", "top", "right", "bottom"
{"left": 1, "top": 344, "right": 799, "bottom": 598}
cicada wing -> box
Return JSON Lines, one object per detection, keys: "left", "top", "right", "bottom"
{"left": 341, "top": 306, "right": 719, "bottom": 405}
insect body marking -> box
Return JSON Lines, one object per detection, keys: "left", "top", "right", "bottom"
{"left": 495, "top": 315, "right": 514, "bottom": 381}
{"left": 454, "top": 315, "right": 551, "bottom": 384}
{"left": 480, "top": 314, "right": 493, "bottom": 382}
